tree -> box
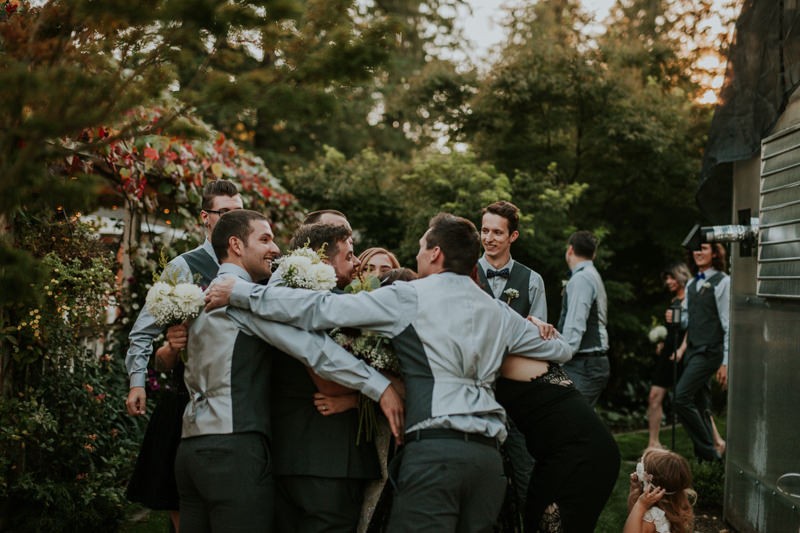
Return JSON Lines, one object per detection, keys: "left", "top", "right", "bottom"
{"left": 460, "top": 0, "right": 715, "bottom": 409}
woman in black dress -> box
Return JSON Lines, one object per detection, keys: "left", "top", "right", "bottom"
{"left": 495, "top": 355, "right": 620, "bottom": 532}
{"left": 647, "top": 262, "right": 690, "bottom": 449}
{"left": 126, "top": 329, "right": 187, "bottom": 531}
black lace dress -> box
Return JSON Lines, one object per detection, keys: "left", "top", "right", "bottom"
{"left": 495, "top": 364, "right": 620, "bottom": 532}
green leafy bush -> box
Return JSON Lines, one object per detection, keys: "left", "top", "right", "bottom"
{"left": 0, "top": 217, "right": 145, "bottom": 531}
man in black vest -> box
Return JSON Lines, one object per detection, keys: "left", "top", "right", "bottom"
{"left": 124, "top": 179, "right": 242, "bottom": 530}
{"left": 270, "top": 222, "right": 382, "bottom": 533}
{"left": 557, "top": 231, "right": 609, "bottom": 407}
{"left": 477, "top": 201, "right": 547, "bottom": 321}
{"left": 476, "top": 201, "right": 548, "bottom": 506}
{"left": 673, "top": 242, "right": 729, "bottom": 461}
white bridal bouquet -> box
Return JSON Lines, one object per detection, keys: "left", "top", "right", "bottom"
{"left": 648, "top": 325, "right": 668, "bottom": 344}
{"left": 145, "top": 281, "right": 205, "bottom": 327}
{"left": 274, "top": 245, "right": 337, "bottom": 290}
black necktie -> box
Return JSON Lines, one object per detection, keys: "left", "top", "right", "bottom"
{"left": 487, "top": 267, "right": 510, "bottom": 279}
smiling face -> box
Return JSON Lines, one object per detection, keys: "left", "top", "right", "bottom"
{"left": 693, "top": 243, "right": 714, "bottom": 271}
{"left": 328, "top": 238, "right": 361, "bottom": 288}
{"left": 664, "top": 274, "right": 680, "bottom": 294}
{"left": 239, "top": 219, "right": 281, "bottom": 281}
{"left": 481, "top": 212, "right": 518, "bottom": 264}
{"left": 201, "top": 194, "right": 244, "bottom": 236}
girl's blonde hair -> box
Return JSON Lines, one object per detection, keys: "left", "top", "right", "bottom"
{"left": 642, "top": 448, "right": 695, "bottom": 533}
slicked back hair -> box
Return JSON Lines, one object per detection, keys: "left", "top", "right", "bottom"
{"left": 425, "top": 213, "right": 481, "bottom": 276}
{"left": 202, "top": 179, "right": 240, "bottom": 210}
{"left": 211, "top": 209, "right": 269, "bottom": 261}
{"left": 482, "top": 200, "right": 520, "bottom": 235}
{"left": 289, "top": 223, "right": 352, "bottom": 260}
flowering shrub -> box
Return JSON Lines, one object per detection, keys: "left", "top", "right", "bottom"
{"left": 0, "top": 216, "right": 145, "bottom": 530}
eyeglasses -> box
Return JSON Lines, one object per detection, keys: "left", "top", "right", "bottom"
{"left": 203, "top": 208, "right": 241, "bottom": 216}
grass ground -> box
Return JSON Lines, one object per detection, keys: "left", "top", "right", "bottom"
{"left": 123, "top": 421, "right": 728, "bottom": 532}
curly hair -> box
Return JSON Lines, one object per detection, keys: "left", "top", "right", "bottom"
{"left": 643, "top": 448, "right": 695, "bottom": 533}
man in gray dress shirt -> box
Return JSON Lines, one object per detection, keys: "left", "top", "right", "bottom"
{"left": 477, "top": 201, "right": 547, "bottom": 321}
{"left": 125, "top": 179, "right": 243, "bottom": 416}
{"left": 673, "top": 242, "right": 729, "bottom": 461}
{"left": 178, "top": 210, "right": 403, "bottom": 531}
{"left": 557, "top": 230, "right": 609, "bottom": 407}
{"left": 206, "top": 212, "right": 572, "bottom": 532}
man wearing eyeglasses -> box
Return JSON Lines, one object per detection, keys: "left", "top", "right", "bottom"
{"left": 124, "top": 179, "right": 242, "bottom": 529}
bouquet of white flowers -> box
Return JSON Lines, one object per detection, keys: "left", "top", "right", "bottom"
{"left": 144, "top": 278, "right": 205, "bottom": 362}
{"left": 648, "top": 325, "right": 668, "bottom": 344}
{"left": 274, "top": 245, "right": 337, "bottom": 290}
{"left": 145, "top": 281, "right": 205, "bottom": 327}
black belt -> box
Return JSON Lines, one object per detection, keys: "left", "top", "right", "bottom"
{"left": 405, "top": 428, "right": 499, "bottom": 449}
{"left": 574, "top": 350, "right": 606, "bottom": 358}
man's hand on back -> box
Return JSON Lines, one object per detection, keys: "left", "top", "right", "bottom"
{"left": 205, "top": 277, "right": 236, "bottom": 311}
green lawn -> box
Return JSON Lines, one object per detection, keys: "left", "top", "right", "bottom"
{"left": 123, "top": 421, "right": 726, "bottom": 532}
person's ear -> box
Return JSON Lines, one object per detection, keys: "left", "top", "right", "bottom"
{"left": 509, "top": 230, "right": 519, "bottom": 244}
{"left": 229, "top": 236, "right": 244, "bottom": 257}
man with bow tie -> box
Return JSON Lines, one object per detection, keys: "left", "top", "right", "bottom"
{"left": 477, "top": 201, "right": 547, "bottom": 320}
{"left": 670, "top": 242, "right": 730, "bottom": 461}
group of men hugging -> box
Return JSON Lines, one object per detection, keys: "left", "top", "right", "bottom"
{"left": 124, "top": 179, "right": 619, "bottom": 533}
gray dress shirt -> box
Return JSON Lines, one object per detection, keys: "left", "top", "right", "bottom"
{"left": 183, "top": 263, "right": 391, "bottom": 437}
{"left": 228, "top": 272, "right": 572, "bottom": 442}
{"left": 558, "top": 260, "right": 609, "bottom": 356}
{"left": 125, "top": 240, "right": 218, "bottom": 389}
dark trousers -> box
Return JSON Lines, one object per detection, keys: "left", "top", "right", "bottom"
{"left": 674, "top": 348, "right": 723, "bottom": 461}
{"left": 387, "top": 438, "right": 506, "bottom": 533}
{"left": 562, "top": 355, "right": 610, "bottom": 407}
{"left": 175, "top": 433, "right": 273, "bottom": 532}
{"left": 274, "top": 475, "right": 365, "bottom": 533}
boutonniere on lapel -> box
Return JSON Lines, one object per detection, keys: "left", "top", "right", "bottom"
{"left": 561, "top": 279, "right": 568, "bottom": 296}
{"left": 699, "top": 281, "right": 712, "bottom": 295}
{"left": 503, "top": 288, "right": 519, "bottom": 304}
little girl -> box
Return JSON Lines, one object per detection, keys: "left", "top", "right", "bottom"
{"left": 624, "top": 448, "right": 695, "bottom": 533}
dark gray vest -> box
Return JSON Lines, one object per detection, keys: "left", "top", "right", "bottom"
{"left": 182, "top": 245, "right": 218, "bottom": 287}
{"left": 477, "top": 262, "right": 531, "bottom": 318}
{"left": 687, "top": 272, "right": 726, "bottom": 351}
{"left": 183, "top": 307, "right": 274, "bottom": 438}
{"left": 557, "top": 275, "right": 602, "bottom": 352}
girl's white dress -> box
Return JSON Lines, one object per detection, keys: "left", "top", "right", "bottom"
{"left": 644, "top": 506, "right": 671, "bottom": 532}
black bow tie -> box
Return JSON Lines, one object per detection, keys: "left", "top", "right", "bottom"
{"left": 695, "top": 272, "right": 706, "bottom": 281}
{"left": 487, "top": 267, "right": 510, "bottom": 279}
